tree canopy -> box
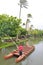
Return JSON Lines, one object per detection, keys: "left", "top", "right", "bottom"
{"left": 0, "top": 14, "right": 28, "bottom": 37}
{"left": 0, "top": 14, "right": 21, "bottom": 37}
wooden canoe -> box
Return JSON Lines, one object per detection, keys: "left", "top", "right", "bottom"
{"left": 4, "top": 45, "right": 35, "bottom": 62}
{"left": 4, "top": 50, "right": 18, "bottom": 59}
{"left": 4, "top": 53, "right": 13, "bottom": 59}
{"left": 15, "top": 46, "right": 35, "bottom": 63}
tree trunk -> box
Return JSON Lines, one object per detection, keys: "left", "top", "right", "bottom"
{"left": 19, "top": 5, "right": 22, "bottom": 18}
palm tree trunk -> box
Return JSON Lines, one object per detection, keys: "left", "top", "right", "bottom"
{"left": 26, "top": 21, "right": 28, "bottom": 31}
{"left": 16, "top": 5, "right": 22, "bottom": 41}
{"left": 26, "top": 21, "right": 27, "bottom": 30}
{"left": 19, "top": 5, "right": 22, "bottom": 18}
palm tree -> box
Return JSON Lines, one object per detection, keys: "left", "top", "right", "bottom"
{"left": 26, "top": 14, "right": 32, "bottom": 31}
{"left": 30, "top": 24, "right": 33, "bottom": 30}
{"left": 19, "top": 0, "right": 28, "bottom": 18}
{"left": 16, "top": 0, "right": 28, "bottom": 41}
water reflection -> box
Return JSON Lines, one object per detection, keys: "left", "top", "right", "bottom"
{"left": 21, "top": 41, "right": 43, "bottom": 65}
{"left": 0, "top": 41, "right": 43, "bottom": 65}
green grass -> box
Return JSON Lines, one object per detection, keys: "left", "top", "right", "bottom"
{"left": 0, "top": 43, "right": 14, "bottom": 49}
{"left": 0, "top": 39, "right": 28, "bottom": 49}
{"left": 0, "top": 37, "right": 43, "bottom": 49}
{"left": 0, "top": 42, "right": 16, "bottom": 49}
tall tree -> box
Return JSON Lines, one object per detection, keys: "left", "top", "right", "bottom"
{"left": 19, "top": 0, "right": 28, "bottom": 18}
{"left": 26, "top": 14, "right": 32, "bottom": 31}
{"left": 16, "top": 0, "right": 28, "bottom": 41}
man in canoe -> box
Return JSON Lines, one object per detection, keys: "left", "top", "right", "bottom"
{"left": 18, "top": 44, "right": 24, "bottom": 56}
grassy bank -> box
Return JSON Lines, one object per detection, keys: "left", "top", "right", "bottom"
{"left": 0, "top": 42, "right": 15, "bottom": 49}
{"left": 0, "top": 39, "right": 28, "bottom": 49}
{"left": 0, "top": 37, "right": 43, "bottom": 49}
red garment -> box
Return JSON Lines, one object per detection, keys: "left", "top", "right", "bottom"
{"left": 18, "top": 45, "right": 23, "bottom": 51}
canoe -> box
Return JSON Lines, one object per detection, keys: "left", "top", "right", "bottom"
{"left": 4, "top": 45, "right": 35, "bottom": 62}
{"left": 15, "top": 46, "right": 35, "bottom": 63}
{"left": 4, "top": 53, "right": 13, "bottom": 59}
{"left": 4, "top": 50, "right": 18, "bottom": 59}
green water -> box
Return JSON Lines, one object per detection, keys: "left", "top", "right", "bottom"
{"left": 0, "top": 40, "right": 43, "bottom": 65}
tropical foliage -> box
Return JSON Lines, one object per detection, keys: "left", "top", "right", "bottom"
{"left": 0, "top": 14, "right": 21, "bottom": 37}
{"left": 0, "top": 14, "right": 28, "bottom": 37}
{"left": 28, "top": 29, "right": 43, "bottom": 37}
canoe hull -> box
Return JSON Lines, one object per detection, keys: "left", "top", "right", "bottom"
{"left": 4, "top": 53, "right": 13, "bottom": 59}
{"left": 4, "top": 50, "right": 18, "bottom": 59}
{"left": 15, "top": 54, "right": 25, "bottom": 63}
